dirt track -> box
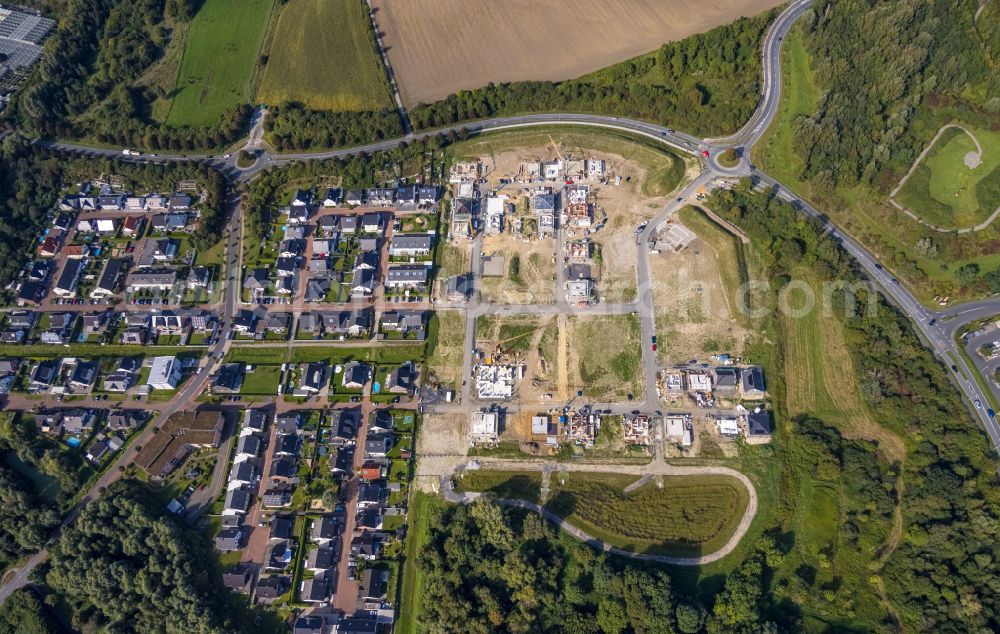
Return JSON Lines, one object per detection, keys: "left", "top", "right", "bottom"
{"left": 372, "top": 0, "right": 786, "bottom": 105}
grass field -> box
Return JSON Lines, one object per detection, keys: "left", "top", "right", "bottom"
{"left": 572, "top": 314, "right": 643, "bottom": 400}
{"left": 475, "top": 314, "right": 539, "bottom": 353}
{"left": 894, "top": 125, "right": 1000, "bottom": 228}
{"left": 396, "top": 492, "right": 443, "bottom": 634}
{"left": 752, "top": 23, "right": 819, "bottom": 186}
{"left": 781, "top": 275, "right": 905, "bottom": 463}
{"left": 545, "top": 473, "right": 749, "bottom": 557}
{"left": 166, "top": 0, "right": 274, "bottom": 127}
{"left": 424, "top": 311, "right": 465, "bottom": 392}
{"left": 257, "top": 0, "right": 393, "bottom": 111}
{"left": 452, "top": 470, "right": 542, "bottom": 504}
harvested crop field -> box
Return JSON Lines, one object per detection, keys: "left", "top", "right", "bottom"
{"left": 545, "top": 472, "right": 750, "bottom": 556}
{"left": 371, "top": 0, "right": 785, "bottom": 105}
{"left": 258, "top": 0, "right": 394, "bottom": 111}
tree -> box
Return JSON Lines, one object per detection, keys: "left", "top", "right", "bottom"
{"left": 955, "top": 263, "right": 980, "bottom": 284}
{"left": 676, "top": 602, "right": 707, "bottom": 633}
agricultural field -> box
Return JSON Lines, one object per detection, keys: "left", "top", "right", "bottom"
{"left": 166, "top": 0, "right": 274, "bottom": 127}
{"left": 545, "top": 472, "right": 749, "bottom": 556}
{"left": 371, "top": 0, "right": 785, "bottom": 105}
{"left": 257, "top": 0, "right": 394, "bottom": 111}
{"left": 452, "top": 470, "right": 542, "bottom": 504}
{"left": 424, "top": 311, "right": 465, "bottom": 393}
{"left": 893, "top": 125, "right": 1000, "bottom": 229}
{"left": 651, "top": 207, "right": 754, "bottom": 364}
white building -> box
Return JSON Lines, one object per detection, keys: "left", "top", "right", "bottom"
{"left": 470, "top": 411, "right": 499, "bottom": 442}
{"left": 687, "top": 372, "right": 712, "bottom": 392}
{"left": 147, "top": 356, "right": 182, "bottom": 390}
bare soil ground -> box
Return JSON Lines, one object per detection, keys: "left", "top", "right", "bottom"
{"left": 480, "top": 234, "right": 556, "bottom": 304}
{"left": 569, "top": 314, "right": 644, "bottom": 401}
{"left": 372, "top": 0, "right": 786, "bottom": 105}
{"left": 651, "top": 227, "right": 752, "bottom": 364}
{"left": 414, "top": 412, "right": 468, "bottom": 492}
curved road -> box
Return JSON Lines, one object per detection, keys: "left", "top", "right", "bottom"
{"left": 442, "top": 459, "right": 758, "bottom": 566}
{"left": 5, "top": 0, "right": 1000, "bottom": 602}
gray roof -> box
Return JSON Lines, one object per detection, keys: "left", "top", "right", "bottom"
{"left": 390, "top": 234, "right": 433, "bottom": 252}
{"left": 387, "top": 264, "right": 429, "bottom": 284}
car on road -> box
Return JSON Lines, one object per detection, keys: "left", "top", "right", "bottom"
{"left": 651, "top": 335, "right": 657, "bottom": 343}
{"left": 652, "top": 343, "right": 657, "bottom": 352}
{"left": 702, "top": 150, "right": 710, "bottom": 157}
{"left": 952, "top": 364, "right": 959, "bottom": 372}
{"left": 989, "top": 409, "right": 996, "bottom": 418}
{"left": 975, "top": 399, "right": 982, "bottom": 408}
{"left": 929, "top": 319, "right": 936, "bottom": 326}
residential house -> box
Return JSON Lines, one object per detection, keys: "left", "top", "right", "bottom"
{"left": 125, "top": 269, "right": 177, "bottom": 291}
{"left": 275, "top": 413, "right": 301, "bottom": 434}
{"left": 103, "top": 357, "right": 140, "bottom": 392}
{"left": 53, "top": 258, "right": 85, "bottom": 297}
{"left": 242, "top": 409, "right": 268, "bottom": 435}
{"left": 385, "top": 361, "right": 416, "bottom": 394}
{"left": 364, "top": 434, "right": 392, "bottom": 459}
{"left": 68, "top": 360, "right": 98, "bottom": 392}
{"left": 379, "top": 311, "right": 424, "bottom": 338}
{"left": 305, "top": 546, "right": 336, "bottom": 572}
{"left": 310, "top": 515, "right": 339, "bottom": 545}
{"left": 107, "top": 409, "right": 143, "bottom": 432}
{"left": 254, "top": 576, "right": 289, "bottom": 604}
{"left": 385, "top": 264, "right": 429, "bottom": 289}
{"left": 330, "top": 409, "right": 359, "bottom": 446}
{"left": 223, "top": 487, "right": 252, "bottom": 516}
{"left": 294, "top": 616, "right": 327, "bottom": 634}
{"left": 212, "top": 363, "right": 245, "bottom": 394}
{"left": 342, "top": 362, "right": 369, "bottom": 389}
{"left": 395, "top": 185, "right": 418, "bottom": 207}
{"left": 350, "top": 268, "right": 376, "bottom": 297}
{"left": 221, "top": 566, "right": 253, "bottom": 594}
{"left": 121, "top": 215, "right": 143, "bottom": 237}
{"left": 274, "top": 433, "right": 302, "bottom": 457}
{"left": 29, "top": 359, "right": 60, "bottom": 392}
{"left": 91, "top": 258, "right": 126, "bottom": 300}
{"left": 418, "top": 186, "right": 437, "bottom": 205}
{"left": 367, "top": 190, "right": 393, "bottom": 208}
{"left": 357, "top": 481, "right": 386, "bottom": 509}
{"left": 228, "top": 461, "right": 258, "bottom": 489}
{"left": 233, "top": 309, "right": 257, "bottom": 333}
{"left": 147, "top": 355, "right": 182, "bottom": 390}
{"left": 345, "top": 190, "right": 364, "bottom": 206}
{"left": 300, "top": 572, "right": 330, "bottom": 603}
{"left": 168, "top": 193, "right": 191, "bottom": 210}
{"left": 361, "top": 213, "right": 382, "bottom": 232}
{"left": 270, "top": 516, "right": 295, "bottom": 541}
{"left": 369, "top": 410, "right": 393, "bottom": 434}
{"left": 350, "top": 534, "right": 382, "bottom": 560}
{"left": 446, "top": 273, "right": 473, "bottom": 301}
{"left": 714, "top": 367, "right": 740, "bottom": 395}
{"left": 265, "top": 541, "right": 294, "bottom": 570}
{"left": 741, "top": 366, "right": 766, "bottom": 399}
{"left": 137, "top": 238, "right": 177, "bottom": 266}
{"left": 389, "top": 233, "right": 433, "bottom": 257}
{"left": 264, "top": 313, "right": 290, "bottom": 334}
{"left": 243, "top": 268, "right": 269, "bottom": 293}
{"left": 322, "top": 188, "right": 342, "bottom": 207}
{"left": 235, "top": 434, "right": 261, "bottom": 461}
{"left": 747, "top": 410, "right": 772, "bottom": 442}
{"left": 300, "top": 361, "right": 327, "bottom": 394}
{"left": 215, "top": 528, "right": 243, "bottom": 552}
{"left": 62, "top": 409, "right": 96, "bottom": 436}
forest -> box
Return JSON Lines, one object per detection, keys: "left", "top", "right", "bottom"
{"left": 711, "top": 182, "right": 1000, "bottom": 631}
{"left": 0, "top": 134, "right": 228, "bottom": 287}
{"left": 44, "top": 480, "right": 233, "bottom": 632}
{"left": 791, "top": 0, "right": 998, "bottom": 191}
{"left": 407, "top": 13, "right": 773, "bottom": 138}
{"left": 417, "top": 496, "right": 786, "bottom": 634}
{"left": 0, "top": 414, "right": 91, "bottom": 575}
{"left": 4, "top": 0, "right": 251, "bottom": 150}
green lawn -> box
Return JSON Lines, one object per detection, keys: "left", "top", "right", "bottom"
{"left": 257, "top": 0, "right": 393, "bottom": 111}
{"left": 240, "top": 364, "right": 282, "bottom": 395}
{"left": 895, "top": 125, "right": 1000, "bottom": 228}
{"left": 166, "top": 0, "right": 275, "bottom": 127}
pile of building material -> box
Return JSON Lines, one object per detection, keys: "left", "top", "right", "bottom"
{"left": 474, "top": 364, "right": 517, "bottom": 399}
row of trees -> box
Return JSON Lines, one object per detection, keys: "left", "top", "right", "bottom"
{"left": 408, "top": 13, "right": 774, "bottom": 138}
{"left": 263, "top": 104, "right": 404, "bottom": 151}
{"left": 791, "top": 0, "right": 999, "bottom": 190}
{"left": 712, "top": 183, "right": 1000, "bottom": 631}
{"left": 417, "top": 497, "right": 787, "bottom": 633}
{"left": 4, "top": 0, "right": 251, "bottom": 150}
{"left": 0, "top": 134, "right": 229, "bottom": 287}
